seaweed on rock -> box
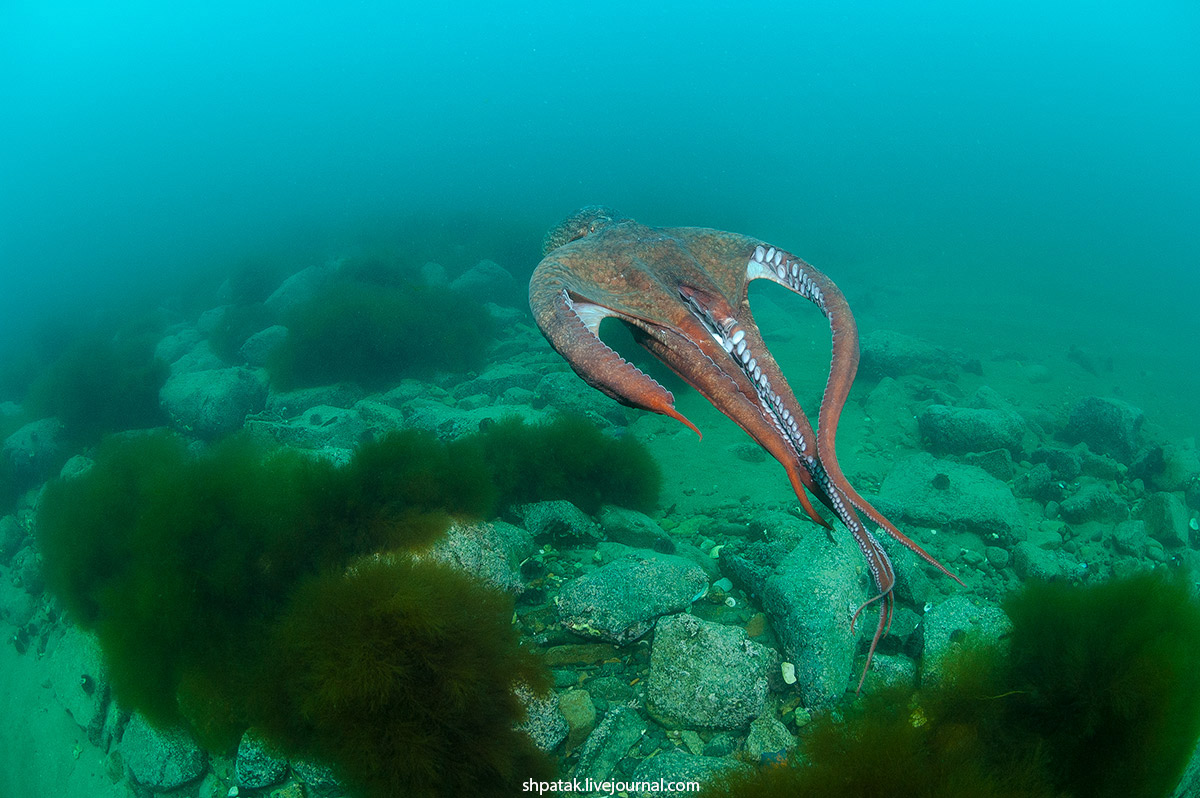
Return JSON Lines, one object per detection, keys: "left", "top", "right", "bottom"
{"left": 705, "top": 571, "right": 1200, "bottom": 798}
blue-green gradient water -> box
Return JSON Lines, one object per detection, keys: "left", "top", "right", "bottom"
{"left": 3, "top": 1, "right": 1198, "bottom": 430}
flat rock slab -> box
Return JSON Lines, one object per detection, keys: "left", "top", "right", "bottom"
{"left": 555, "top": 554, "right": 708, "bottom": 644}
{"left": 880, "top": 452, "right": 1026, "bottom": 542}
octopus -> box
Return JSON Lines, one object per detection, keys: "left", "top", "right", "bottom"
{"left": 529, "top": 206, "right": 960, "bottom": 691}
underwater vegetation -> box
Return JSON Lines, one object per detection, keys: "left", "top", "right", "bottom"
{"left": 478, "top": 414, "right": 662, "bottom": 515}
{"left": 251, "top": 555, "right": 553, "bottom": 797}
{"left": 705, "top": 571, "right": 1200, "bottom": 798}
{"left": 25, "top": 332, "right": 167, "bottom": 443}
{"left": 35, "top": 413, "right": 659, "bottom": 794}
{"left": 269, "top": 279, "right": 495, "bottom": 390}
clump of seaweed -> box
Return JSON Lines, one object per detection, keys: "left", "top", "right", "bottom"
{"left": 478, "top": 414, "right": 662, "bottom": 515}
{"left": 250, "top": 555, "right": 553, "bottom": 797}
{"left": 35, "top": 411, "right": 661, "bottom": 792}
{"left": 705, "top": 571, "right": 1200, "bottom": 798}
{"left": 269, "top": 279, "right": 495, "bottom": 390}
{"left": 25, "top": 332, "right": 167, "bottom": 443}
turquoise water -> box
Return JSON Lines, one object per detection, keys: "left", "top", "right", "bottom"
{"left": 3, "top": 3, "right": 1198, "bottom": 426}
{"left": 3, "top": 2, "right": 1200, "bottom": 795}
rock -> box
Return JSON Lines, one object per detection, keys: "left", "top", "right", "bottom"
{"left": 1139, "top": 492, "right": 1189, "bottom": 549}
{"left": 1063, "top": 396, "right": 1144, "bottom": 464}
{"left": 533, "top": 371, "right": 629, "bottom": 426}
{"left": 599, "top": 506, "right": 673, "bottom": 550}
{"left": 236, "top": 730, "right": 288, "bottom": 789}
{"left": 1154, "top": 443, "right": 1200, "bottom": 493}
{"left": 1174, "top": 737, "right": 1200, "bottom": 798}
{"left": 420, "top": 520, "right": 534, "bottom": 595}
{"left": 195, "top": 305, "right": 230, "bottom": 335}
{"left": 761, "top": 532, "right": 866, "bottom": 708}
{"left": 1059, "top": 482, "right": 1128, "bottom": 524}
{"left": 122, "top": 714, "right": 208, "bottom": 791}
{"left": 154, "top": 328, "right": 204, "bottom": 364}
{"left": 351, "top": 399, "right": 407, "bottom": 433}
{"left": 292, "top": 759, "right": 343, "bottom": 796}
{"left": 1030, "top": 447, "right": 1083, "bottom": 482}
{"left": 555, "top": 553, "right": 708, "bottom": 644}
{"left": 518, "top": 500, "right": 601, "bottom": 543}
{"left": 745, "top": 715, "right": 796, "bottom": 762}
{"left": 918, "top": 405, "right": 1025, "bottom": 455}
{"left": 515, "top": 683, "right": 568, "bottom": 753}
{"left": 717, "top": 539, "right": 793, "bottom": 598}
{"left": 864, "top": 377, "right": 919, "bottom": 447}
{"left": 1015, "top": 462, "right": 1062, "bottom": 503}
{"left": 859, "top": 330, "right": 979, "bottom": 381}
{"left": 420, "top": 261, "right": 449, "bottom": 286}
{"left": 167, "top": 339, "right": 227, "bottom": 375}
{"left": 1110, "top": 520, "right": 1149, "bottom": 557}
{"left": 572, "top": 705, "right": 646, "bottom": 783}
{"left": 877, "top": 537, "right": 935, "bottom": 608}
{"left": 10, "top": 545, "right": 44, "bottom": 594}
{"left": 646, "top": 613, "right": 778, "bottom": 730}
{"left": 557, "top": 688, "right": 597, "bottom": 755}
{"left": 160, "top": 367, "right": 268, "bottom": 439}
{"left": 451, "top": 363, "right": 542, "bottom": 400}
{"left": 962, "top": 448, "right": 1015, "bottom": 482}
{"left": 59, "top": 453, "right": 93, "bottom": 480}
{"left": 44, "top": 628, "right": 110, "bottom": 746}
{"left": 1012, "top": 541, "right": 1076, "bottom": 581}
{"left": 264, "top": 261, "right": 338, "bottom": 315}
{"left": 238, "top": 324, "right": 289, "bottom": 367}
{"left": 245, "top": 403, "right": 372, "bottom": 451}
{"left": 2, "top": 417, "right": 67, "bottom": 485}
{"left": 0, "top": 514, "right": 26, "bottom": 564}
{"left": 922, "top": 596, "right": 1011, "bottom": 687}
{"left": 628, "top": 748, "right": 752, "bottom": 797}
{"left": 0, "top": 577, "right": 37, "bottom": 628}
{"left": 879, "top": 453, "right": 1026, "bottom": 543}
{"left": 401, "top": 397, "right": 546, "bottom": 440}
{"left": 985, "top": 545, "right": 1011, "bottom": 569}
{"left": 861, "top": 652, "right": 918, "bottom": 691}
{"left": 266, "top": 383, "right": 365, "bottom": 416}
{"left": 449, "top": 259, "right": 514, "bottom": 295}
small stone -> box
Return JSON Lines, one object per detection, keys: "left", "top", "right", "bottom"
{"left": 781, "top": 661, "right": 797, "bottom": 684}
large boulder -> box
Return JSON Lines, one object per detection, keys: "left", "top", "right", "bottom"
{"left": 122, "top": 715, "right": 208, "bottom": 791}
{"left": 160, "top": 367, "right": 268, "bottom": 439}
{"left": 859, "top": 330, "right": 979, "bottom": 381}
{"left": 420, "top": 520, "right": 535, "bottom": 595}
{"left": 761, "top": 531, "right": 867, "bottom": 708}
{"left": 2, "top": 417, "right": 68, "bottom": 485}
{"left": 1063, "top": 396, "right": 1143, "bottom": 464}
{"left": 646, "top": 613, "right": 778, "bottom": 730}
{"left": 921, "top": 595, "right": 1011, "bottom": 687}
{"left": 918, "top": 404, "right": 1025, "bottom": 455}
{"left": 449, "top": 259, "right": 514, "bottom": 295}
{"left": 879, "top": 453, "right": 1026, "bottom": 542}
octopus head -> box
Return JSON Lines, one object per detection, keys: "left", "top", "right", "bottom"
{"left": 541, "top": 205, "right": 629, "bottom": 255}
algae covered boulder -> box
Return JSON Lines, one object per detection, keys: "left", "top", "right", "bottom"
{"left": 646, "top": 613, "right": 778, "bottom": 730}
{"left": 555, "top": 553, "right": 708, "bottom": 644}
